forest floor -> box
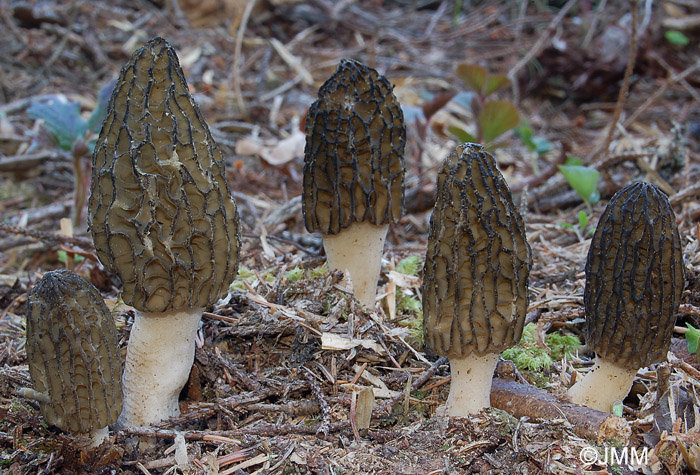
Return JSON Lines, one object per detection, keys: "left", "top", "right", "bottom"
{"left": 1, "top": 0, "right": 700, "bottom": 474}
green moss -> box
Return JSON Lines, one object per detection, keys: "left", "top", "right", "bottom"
{"left": 397, "top": 255, "right": 421, "bottom": 276}
{"left": 229, "top": 265, "right": 274, "bottom": 291}
{"left": 285, "top": 266, "right": 304, "bottom": 282}
{"left": 309, "top": 262, "right": 328, "bottom": 278}
{"left": 501, "top": 323, "right": 581, "bottom": 385}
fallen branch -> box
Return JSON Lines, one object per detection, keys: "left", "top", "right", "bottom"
{"left": 490, "top": 378, "right": 631, "bottom": 443}
{"left": 119, "top": 420, "right": 352, "bottom": 441}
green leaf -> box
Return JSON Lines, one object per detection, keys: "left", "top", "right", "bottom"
{"left": 86, "top": 79, "right": 116, "bottom": 133}
{"left": 686, "top": 323, "right": 699, "bottom": 354}
{"left": 57, "top": 250, "right": 84, "bottom": 264}
{"left": 578, "top": 210, "right": 588, "bottom": 230}
{"left": 558, "top": 164, "right": 600, "bottom": 206}
{"left": 456, "top": 64, "right": 487, "bottom": 94}
{"left": 27, "top": 99, "right": 87, "bottom": 151}
{"left": 532, "top": 136, "right": 553, "bottom": 154}
{"left": 565, "top": 156, "right": 583, "bottom": 166}
{"left": 665, "top": 30, "right": 689, "bottom": 46}
{"left": 478, "top": 100, "right": 520, "bottom": 144}
{"left": 484, "top": 74, "right": 510, "bottom": 96}
{"left": 515, "top": 123, "right": 535, "bottom": 150}
{"left": 448, "top": 125, "right": 478, "bottom": 144}
{"left": 559, "top": 222, "right": 574, "bottom": 229}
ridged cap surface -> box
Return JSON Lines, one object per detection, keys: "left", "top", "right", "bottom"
{"left": 302, "top": 59, "right": 405, "bottom": 235}
{"left": 88, "top": 37, "right": 241, "bottom": 313}
{"left": 26, "top": 269, "right": 122, "bottom": 434}
{"left": 422, "top": 143, "right": 531, "bottom": 357}
{"left": 585, "top": 181, "right": 683, "bottom": 368}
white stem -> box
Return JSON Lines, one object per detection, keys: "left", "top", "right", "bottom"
{"left": 87, "top": 426, "right": 109, "bottom": 448}
{"left": 567, "top": 355, "right": 638, "bottom": 412}
{"left": 446, "top": 352, "right": 499, "bottom": 417}
{"left": 322, "top": 222, "right": 388, "bottom": 308}
{"left": 119, "top": 307, "right": 203, "bottom": 428}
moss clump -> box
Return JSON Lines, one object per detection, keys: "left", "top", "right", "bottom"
{"left": 501, "top": 323, "right": 581, "bottom": 384}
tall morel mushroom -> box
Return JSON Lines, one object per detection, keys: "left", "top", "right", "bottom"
{"left": 423, "top": 143, "right": 531, "bottom": 416}
{"left": 567, "top": 182, "right": 683, "bottom": 412}
{"left": 25, "top": 269, "right": 122, "bottom": 448}
{"left": 88, "top": 37, "right": 241, "bottom": 427}
{"left": 303, "top": 59, "right": 405, "bottom": 307}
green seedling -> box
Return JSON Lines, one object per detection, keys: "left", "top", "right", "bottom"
{"left": 515, "top": 122, "right": 553, "bottom": 174}
{"left": 560, "top": 209, "right": 594, "bottom": 241}
{"left": 558, "top": 156, "right": 600, "bottom": 212}
{"left": 686, "top": 323, "right": 699, "bottom": 364}
{"left": 665, "top": 30, "right": 689, "bottom": 47}
{"left": 449, "top": 64, "right": 520, "bottom": 148}
{"left": 27, "top": 81, "right": 114, "bottom": 226}
{"left": 57, "top": 250, "right": 84, "bottom": 265}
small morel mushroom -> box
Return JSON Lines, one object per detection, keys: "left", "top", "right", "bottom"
{"left": 303, "top": 59, "right": 405, "bottom": 307}
{"left": 25, "top": 269, "right": 122, "bottom": 448}
{"left": 88, "top": 37, "right": 241, "bottom": 427}
{"left": 422, "top": 143, "right": 531, "bottom": 416}
{"left": 567, "top": 182, "right": 683, "bottom": 412}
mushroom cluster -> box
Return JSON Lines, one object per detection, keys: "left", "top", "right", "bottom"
{"left": 568, "top": 181, "right": 684, "bottom": 412}
{"left": 303, "top": 58, "right": 406, "bottom": 307}
{"left": 88, "top": 37, "right": 241, "bottom": 427}
{"left": 422, "top": 143, "right": 531, "bottom": 416}
{"left": 25, "top": 269, "right": 122, "bottom": 448}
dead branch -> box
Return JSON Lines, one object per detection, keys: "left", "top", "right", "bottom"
{"left": 490, "top": 378, "right": 631, "bottom": 443}
{"left": 0, "top": 222, "right": 94, "bottom": 250}
{"left": 119, "top": 420, "right": 352, "bottom": 441}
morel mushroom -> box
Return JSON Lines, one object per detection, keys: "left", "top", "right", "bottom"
{"left": 25, "top": 269, "right": 122, "bottom": 448}
{"left": 303, "top": 59, "right": 405, "bottom": 307}
{"left": 422, "top": 143, "right": 531, "bottom": 416}
{"left": 567, "top": 182, "right": 683, "bottom": 412}
{"left": 88, "top": 37, "right": 241, "bottom": 427}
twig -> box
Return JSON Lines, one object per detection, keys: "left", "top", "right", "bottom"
{"left": 670, "top": 183, "right": 700, "bottom": 206}
{"left": 0, "top": 222, "right": 94, "bottom": 250}
{"left": 0, "top": 151, "right": 59, "bottom": 172}
{"left": 382, "top": 356, "right": 448, "bottom": 413}
{"left": 304, "top": 369, "right": 331, "bottom": 437}
{"left": 232, "top": 0, "right": 257, "bottom": 118}
{"left": 581, "top": 0, "right": 607, "bottom": 49}
{"left": 511, "top": 142, "right": 570, "bottom": 193}
{"left": 507, "top": 0, "right": 578, "bottom": 103}
{"left": 119, "top": 421, "right": 351, "bottom": 441}
{"left": 597, "top": 0, "right": 639, "bottom": 161}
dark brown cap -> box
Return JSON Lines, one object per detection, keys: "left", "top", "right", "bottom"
{"left": 88, "top": 37, "right": 241, "bottom": 313}
{"left": 585, "top": 181, "right": 684, "bottom": 368}
{"left": 26, "top": 269, "right": 122, "bottom": 434}
{"left": 422, "top": 143, "right": 531, "bottom": 357}
{"left": 302, "top": 59, "right": 405, "bottom": 235}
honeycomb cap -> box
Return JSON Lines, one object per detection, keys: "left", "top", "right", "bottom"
{"left": 302, "top": 59, "right": 405, "bottom": 235}
{"left": 584, "top": 181, "right": 684, "bottom": 368}
{"left": 88, "top": 37, "right": 241, "bottom": 313}
{"left": 422, "top": 143, "right": 532, "bottom": 357}
{"left": 26, "top": 269, "right": 122, "bottom": 434}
